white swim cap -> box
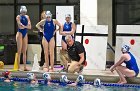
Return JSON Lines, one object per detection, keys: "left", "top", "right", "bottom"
{"left": 121, "top": 45, "right": 130, "bottom": 53}
{"left": 94, "top": 78, "right": 101, "bottom": 87}
{"left": 65, "top": 14, "right": 71, "bottom": 18}
{"left": 60, "top": 75, "right": 69, "bottom": 83}
{"left": 20, "top": 6, "right": 27, "bottom": 13}
{"left": 43, "top": 72, "right": 51, "bottom": 80}
{"left": 76, "top": 75, "right": 85, "bottom": 84}
{"left": 45, "top": 11, "right": 52, "bottom": 17}
{"left": 27, "top": 73, "right": 35, "bottom": 80}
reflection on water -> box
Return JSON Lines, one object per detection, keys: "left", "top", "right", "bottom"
{"left": 0, "top": 82, "right": 139, "bottom": 91}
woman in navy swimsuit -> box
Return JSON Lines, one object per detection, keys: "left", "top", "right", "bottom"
{"left": 110, "top": 45, "right": 139, "bottom": 84}
{"left": 16, "top": 6, "right": 31, "bottom": 71}
{"left": 36, "top": 11, "right": 61, "bottom": 72}
{"left": 59, "top": 14, "right": 76, "bottom": 71}
{"left": 60, "top": 14, "right": 76, "bottom": 50}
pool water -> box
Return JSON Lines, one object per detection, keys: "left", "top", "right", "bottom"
{"left": 0, "top": 82, "right": 140, "bottom": 91}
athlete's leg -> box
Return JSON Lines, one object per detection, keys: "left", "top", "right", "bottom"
{"left": 16, "top": 32, "right": 23, "bottom": 70}
{"left": 22, "top": 34, "right": 28, "bottom": 70}
{"left": 115, "top": 66, "right": 135, "bottom": 84}
{"left": 42, "top": 37, "right": 49, "bottom": 72}
{"left": 49, "top": 37, "right": 55, "bottom": 72}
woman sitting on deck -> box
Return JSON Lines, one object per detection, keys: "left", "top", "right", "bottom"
{"left": 110, "top": 45, "right": 139, "bottom": 84}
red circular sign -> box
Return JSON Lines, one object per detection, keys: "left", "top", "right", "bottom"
{"left": 130, "top": 39, "right": 135, "bottom": 45}
{"left": 85, "top": 39, "right": 89, "bottom": 44}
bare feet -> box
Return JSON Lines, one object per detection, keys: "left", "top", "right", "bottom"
{"left": 18, "top": 69, "right": 22, "bottom": 71}
{"left": 117, "top": 80, "right": 127, "bottom": 84}
{"left": 119, "top": 81, "right": 127, "bottom": 84}
{"left": 49, "top": 68, "right": 54, "bottom": 72}
{"left": 117, "top": 80, "right": 122, "bottom": 83}
{"left": 24, "top": 67, "right": 30, "bottom": 71}
{"left": 43, "top": 68, "right": 49, "bottom": 72}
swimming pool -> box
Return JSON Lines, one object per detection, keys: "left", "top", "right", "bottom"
{"left": 0, "top": 81, "right": 140, "bottom": 91}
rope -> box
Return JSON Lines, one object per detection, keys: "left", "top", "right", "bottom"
{"left": 0, "top": 77, "right": 140, "bottom": 88}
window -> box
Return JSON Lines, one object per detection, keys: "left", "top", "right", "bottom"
{"left": 115, "top": 0, "right": 140, "bottom": 24}
{"left": 43, "top": 0, "right": 66, "bottom": 3}
{"left": 74, "top": 5, "right": 80, "bottom": 24}
{"left": 0, "top": 6, "right": 14, "bottom": 34}
{"left": 17, "top": 0, "right": 39, "bottom": 4}
{"left": 68, "top": 0, "right": 80, "bottom": 3}
{"left": 0, "top": 0, "right": 14, "bottom": 4}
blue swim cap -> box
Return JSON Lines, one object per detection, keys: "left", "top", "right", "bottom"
{"left": 20, "top": 6, "right": 27, "bottom": 13}
{"left": 94, "top": 78, "right": 101, "bottom": 87}
{"left": 43, "top": 72, "right": 51, "bottom": 80}
{"left": 76, "top": 75, "right": 85, "bottom": 84}
{"left": 45, "top": 11, "right": 52, "bottom": 18}
{"left": 59, "top": 75, "right": 69, "bottom": 86}
{"left": 60, "top": 75, "right": 69, "bottom": 83}
{"left": 65, "top": 14, "right": 71, "bottom": 18}
{"left": 121, "top": 45, "right": 130, "bottom": 53}
{"left": 27, "top": 73, "right": 35, "bottom": 80}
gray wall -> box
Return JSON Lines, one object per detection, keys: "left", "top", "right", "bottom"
{"left": 97, "top": 0, "right": 114, "bottom": 62}
{"left": 98, "top": 0, "right": 112, "bottom": 45}
{"left": 0, "top": 0, "right": 80, "bottom": 35}
{"left": 0, "top": 6, "right": 14, "bottom": 34}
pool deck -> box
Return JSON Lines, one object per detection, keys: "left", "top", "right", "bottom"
{"left": 0, "top": 64, "right": 140, "bottom": 84}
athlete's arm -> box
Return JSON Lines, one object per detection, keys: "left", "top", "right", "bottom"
{"left": 54, "top": 19, "right": 62, "bottom": 35}
{"left": 24, "top": 15, "right": 31, "bottom": 29}
{"left": 36, "top": 19, "right": 45, "bottom": 32}
{"left": 110, "top": 54, "right": 127, "bottom": 72}
{"left": 16, "top": 15, "right": 24, "bottom": 29}
{"left": 59, "top": 24, "right": 67, "bottom": 36}
{"left": 65, "top": 23, "right": 76, "bottom": 35}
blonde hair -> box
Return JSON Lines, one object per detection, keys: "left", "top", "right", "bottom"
{"left": 41, "top": 11, "right": 46, "bottom": 20}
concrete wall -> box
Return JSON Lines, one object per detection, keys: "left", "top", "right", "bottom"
{"left": 97, "top": 0, "right": 112, "bottom": 45}
{"left": 80, "top": 0, "right": 97, "bottom": 25}
{"left": 80, "top": 0, "right": 114, "bottom": 62}
{"left": 80, "top": 0, "right": 113, "bottom": 44}
{"left": 97, "top": 0, "right": 114, "bottom": 62}
{"left": 80, "top": 0, "right": 113, "bottom": 46}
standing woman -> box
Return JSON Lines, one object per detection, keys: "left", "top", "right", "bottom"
{"left": 60, "top": 14, "right": 76, "bottom": 50}
{"left": 36, "top": 11, "right": 61, "bottom": 72}
{"left": 16, "top": 6, "right": 31, "bottom": 71}
{"left": 59, "top": 14, "right": 76, "bottom": 71}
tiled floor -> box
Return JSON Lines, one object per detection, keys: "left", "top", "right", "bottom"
{"left": 0, "top": 64, "right": 140, "bottom": 84}
{"left": 2, "top": 64, "right": 140, "bottom": 77}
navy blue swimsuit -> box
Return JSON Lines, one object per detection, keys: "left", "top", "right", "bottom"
{"left": 62, "top": 22, "right": 73, "bottom": 43}
{"left": 43, "top": 19, "right": 55, "bottom": 42}
{"left": 124, "top": 52, "right": 139, "bottom": 76}
{"left": 18, "top": 15, "right": 28, "bottom": 38}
